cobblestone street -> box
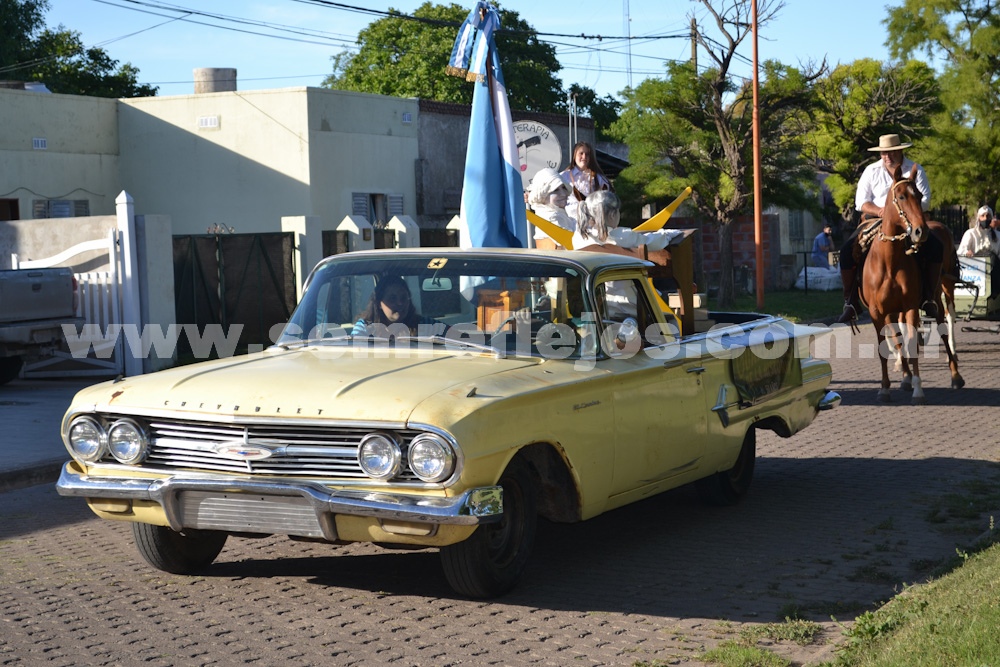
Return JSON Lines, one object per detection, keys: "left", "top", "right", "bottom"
{"left": 2, "top": 325, "right": 999, "bottom": 666}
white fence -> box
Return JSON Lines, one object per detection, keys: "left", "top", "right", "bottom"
{"left": 10, "top": 192, "right": 142, "bottom": 378}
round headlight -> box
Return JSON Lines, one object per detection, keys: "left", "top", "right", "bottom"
{"left": 68, "top": 416, "right": 106, "bottom": 462}
{"left": 108, "top": 419, "right": 148, "bottom": 464}
{"left": 407, "top": 434, "right": 455, "bottom": 483}
{"left": 358, "top": 433, "right": 401, "bottom": 480}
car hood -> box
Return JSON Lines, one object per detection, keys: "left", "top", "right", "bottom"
{"left": 72, "top": 346, "right": 541, "bottom": 423}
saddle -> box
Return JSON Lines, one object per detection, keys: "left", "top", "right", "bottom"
{"left": 855, "top": 217, "right": 882, "bottom": 263}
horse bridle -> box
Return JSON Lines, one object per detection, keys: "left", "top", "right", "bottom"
{"left": 880, "top": 178, "right": 920, "bottom": 254}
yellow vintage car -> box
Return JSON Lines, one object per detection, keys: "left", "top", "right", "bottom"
{"left": 57, "top": 248, "right": 839, "bottom": 598}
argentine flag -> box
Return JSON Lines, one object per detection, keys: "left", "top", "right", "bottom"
{"left": 447, "top": 2, "right": 528, "bottom": 248}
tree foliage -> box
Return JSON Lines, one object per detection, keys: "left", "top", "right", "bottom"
{"left": 324, "top": 2, "right": 564, "bottom": 113}
{"left": 610, "top": 0, "right": 821, "bottom": 307}
{"left": 0, "top": 0, "right": 157, "bottom": 97}
{"left": 885, "top": 0, "right": 1000, "bottom": 210}
{"left": 808, "top": 58, "right": 940, "bottom": 221}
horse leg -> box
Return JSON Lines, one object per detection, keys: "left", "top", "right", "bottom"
{"left": 874, "top": 313, "right": 893, "bottom": 402}
{"left": 890, "top": 316, "right": 914, "bottom": 391}
{"left": 903, "top": 310, "right": 925, "bottom": 405}
{"left": 938, "top": 285, "right": 965, "bottom": 389}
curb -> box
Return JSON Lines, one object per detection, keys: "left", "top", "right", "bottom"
{"left": 0, "top": 460, "right": 64, "bottom": 495}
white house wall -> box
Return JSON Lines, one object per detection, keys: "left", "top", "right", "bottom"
{"left": 118, "top": 88, "right": 314, "bottom": 235}
{"left": 0, "top": 89, "right": 120, "bottom": 234}
{"left": 306, "top": 90, "right": 419, "bottom": 225}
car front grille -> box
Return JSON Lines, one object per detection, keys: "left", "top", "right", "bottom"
{"left": 121, "top": 418, "right": 424, "bottom": 481}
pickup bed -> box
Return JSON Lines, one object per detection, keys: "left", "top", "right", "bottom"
{"left": 0, "top": 267, "right": 78, "bottom": 385}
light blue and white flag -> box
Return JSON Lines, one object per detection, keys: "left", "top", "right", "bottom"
{"left": 447, "top": 2, "right": 528, "bottom": 248}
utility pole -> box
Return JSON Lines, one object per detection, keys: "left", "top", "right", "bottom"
{"left": 624, "top": 0, "right": 632, "bottom": 88}
{"left": 752, "top": 0, "right": 764, "bottom": 309}
{"left": 690, "top": 18, "right": 697, "bottom": 69}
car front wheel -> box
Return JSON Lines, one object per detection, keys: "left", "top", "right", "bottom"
{"left": 440, "top": 457, "right": 537, "bottom": 598}
{"left": 132, "top": 522, "right": 227, "bottom": 574}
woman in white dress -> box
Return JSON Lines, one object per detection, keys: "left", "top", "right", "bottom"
{"left": 561, "top": 142, "right": 611, "bottom": 222}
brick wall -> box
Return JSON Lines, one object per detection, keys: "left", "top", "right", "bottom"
{"left": 657, "top": 213, "right": 781, "bottom": 292}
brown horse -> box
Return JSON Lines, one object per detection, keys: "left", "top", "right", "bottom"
{"left": 861, "top": 164, "right": 931, "bottom": 404}
{"left": 927, "top": 221, "right": 964, "bottom": 388}
{"left": 890, "top": 220, "right": 965, "bottom": 391}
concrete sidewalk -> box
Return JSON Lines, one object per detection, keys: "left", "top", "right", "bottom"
{"left": 0, "top": 378, "right": 98, "bottom": 493}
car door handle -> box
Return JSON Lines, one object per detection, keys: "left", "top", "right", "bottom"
{"left": 685, "top": 366, "right": 706, "bottom": 375}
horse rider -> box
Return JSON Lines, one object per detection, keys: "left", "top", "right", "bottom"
{"left": 836, "top": 134, "right": 944, "bottom": 324}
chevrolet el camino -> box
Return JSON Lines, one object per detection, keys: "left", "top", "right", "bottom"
{"left": 57, "top": 248, "right": 839, "bottom": 598}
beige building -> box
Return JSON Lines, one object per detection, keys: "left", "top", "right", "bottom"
{"left": 1, "top": 84, "right": 420, "bottom": 260}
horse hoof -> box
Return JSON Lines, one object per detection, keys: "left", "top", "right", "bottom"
{"left": 878, "top": 391, "right": 891, "bottom": 403}
{"left": 952, "top": 377, "right": 966, "bottom": 390}
{"left": 911, "top": 395, "right": 927, "bottom": 406}
{"left": 900, "top": 379, "right": 913, "bottom": 392}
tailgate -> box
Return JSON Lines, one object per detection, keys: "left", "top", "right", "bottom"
{"left": 0, "top": 268, "right": 76, "bottom": 323}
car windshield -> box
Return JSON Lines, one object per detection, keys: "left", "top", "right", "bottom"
{"left": 276, "top": 254, "right": 598, "bottom": 359}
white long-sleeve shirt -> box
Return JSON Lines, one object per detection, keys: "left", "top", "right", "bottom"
{"left": 571, "top": 227, "right": 683, "bottom": 252}
{"left": 957, "top": 225, "right": 1000, "bottom": 257}
{"left": 855, "top": 157, "right": 931, "bottom": 212}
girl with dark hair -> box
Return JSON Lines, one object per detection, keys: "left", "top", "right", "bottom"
{"left": 352, "top": 275, "right": 434, "bottom": 336}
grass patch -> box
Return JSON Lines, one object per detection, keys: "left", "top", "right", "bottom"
{"left": 728, "top": 290, "right": 843, "bottom": 323}
{"left": 740, "top": 618, "right": 822, "bottom": 646}
{"left": 701, "top": 641, "right": 790, "bottom": 667}
{"left": 832, "top": 541, "right": 1000, "bottom": 666}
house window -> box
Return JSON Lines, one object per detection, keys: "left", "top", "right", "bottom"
{"left": 32, "top": 199, "right": 90, "bottom": 219}
{"left": 788, "top": 209, "right": 804, "bottom": 241}
{"left": 351, "top": 192, "right": 404, "bottom": 225}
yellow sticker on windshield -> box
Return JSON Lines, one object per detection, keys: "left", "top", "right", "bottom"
{"left": 428, "top": 258, "right": 448, "bottom": 269}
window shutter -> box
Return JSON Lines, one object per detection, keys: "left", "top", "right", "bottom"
{"left": 388, "top": 194, "right": 404, "bottom": 217}
{"left": 352, "top": 193, "right": 369, "bottom": 219}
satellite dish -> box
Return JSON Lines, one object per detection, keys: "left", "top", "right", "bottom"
{"left": 512, "top": 120, "right": 563, "bottom": 192}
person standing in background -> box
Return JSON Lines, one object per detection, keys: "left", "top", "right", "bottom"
{"left": 957, "top": 206, "right": 999, "bottom": 257}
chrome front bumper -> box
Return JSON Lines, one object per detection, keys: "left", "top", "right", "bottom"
{"left": 56, "top": 463, "right": 502, "bottom": 541}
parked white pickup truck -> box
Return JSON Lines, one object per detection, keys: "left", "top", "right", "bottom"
{"left": 0, "top": 267, "right": 79, "bottom": 385}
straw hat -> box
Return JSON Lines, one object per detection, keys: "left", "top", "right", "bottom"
{"left": 868, "top": 134, "right": 912, "bottom": 152}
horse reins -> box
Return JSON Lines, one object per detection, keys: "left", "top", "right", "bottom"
{"left": 880, "top": 178, "right": 921, "bottom": 255}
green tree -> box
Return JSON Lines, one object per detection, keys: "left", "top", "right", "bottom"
{"left": 0, "top": 0, "right": 44, "bottom": 67}
{"left": 324, "top": 2, "right": 564, "bottom": 113}
{"left": 0, "top": 0, "right": 157, "bottom": 97}
{"left": 611, "top": 0, "right": 821, "bottom": 307}
{"left": 808, "top": 59, "right": 940, "bottom": 222}
{"left": 885, "top": 0, "right": 1000, "bottom": 210}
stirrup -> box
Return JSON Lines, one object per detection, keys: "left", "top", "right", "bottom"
{"left": 835, "top": 303, "right": 857, "bottom": 324}
{"left": 921, "top": 300, "right": 939, "bottom": 319}
{"left": 836, "top": 303, "right": 862, "bottom": 335}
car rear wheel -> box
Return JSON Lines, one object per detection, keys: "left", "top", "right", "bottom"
{"left": 440, "top": 457, "right": 537, "bottom": 598}
{"left": 132, "top": 522, "right": 227, "bottom": 574}
{"left": 0, "top": 356, "right": 23, "bottom": 386}
{"left": 696, "top": 428, "right": 755, "bottom": 506}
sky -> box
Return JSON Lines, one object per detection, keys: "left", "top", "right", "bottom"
{"left": 41, "top": 0, "right": 898, "bottom": 100}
